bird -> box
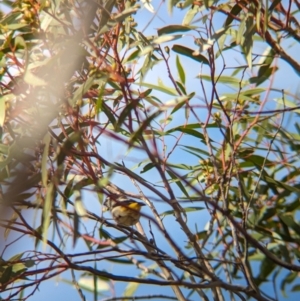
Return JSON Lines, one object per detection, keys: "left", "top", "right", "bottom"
{"left": 102, "top": 195, "right": 146, "bottom": 226}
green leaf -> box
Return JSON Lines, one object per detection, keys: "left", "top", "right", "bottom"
{"left": 0, "top": 144, "right": 9, "bottom": 155}
{"left": 243, "top": 15, "right": 255, "bottom": 69}
{"left": 6, "top": 23, "right": 29, "bottom": 30}
{"left": 116, "top": 102, "right": 137, "bottom": 130}
{"left": 98, "top": 24, "right": 114, "bottom": 35}
{"left": 100, "top": 101, "right": 117, "bottom": 126}
{"left": 70, "top": 75, "right": 95, "bottom": 106}
{"left": 166, "top": 124, "right": 205, "bottom": 139}
{"left": 0, "top": 96, "right": 6, "bottom": 127}
{"left": 291, "top": 284, "right": 300, "bottom": 292}
{"left": 12, "top": 263, "right": 27, "bottom": 273}
{"left": 124, "top": 49, "right": 140, "bottom": 63}
{"left": 14, "top": 35, "right": 26, "bottom": 50}
{"left": 107, "top": 258, "right": 133, "bottom": 264}
{"left": 41, "top": 133, "right": 51, "bottom": 187}
{"left": 153, "top": 34, "right": 183, "bottom": 44}
{"left": 42, "top": 182, "right": 54, "bottom": 245}
{"left": 175, "top": 80, "right": 186, "bottom": 95}
{"left": 78, "top": 277, "right": 110, "bottom": 292}
{"left": 279, "top": 213, "right": 300, "bottom": 236}
{"left": 141, "top": 162, "right": 155, "bottom": 173}
{"left": 138, "top": 82, "right": 177, "bottom": 96}
{"left": 57, "top": 132, "right": 82, "bottom": 167}
{"left": 198, "top": 74, "right": 248, "bottom": 87}
{"left": 172, "top": 45, "right": 209, "bottom": 65}
{"left": 181, "top": 145, "right": 210, "bottom": 157}
{"left": 242, "top": 154, "right": 273, "bottom": 167}
{"left": 183, "top": 206, "right": 205, "bottom": 212}
{"left": 99, "top": 227, "right": 112, "bottom": 240}
{"left": 167, "top": 163, "right": 194, "bottom": 170}
{"left": 236, "top": 16, "right": 246, "bottom": 45}
{"left": 167, "top": 170, "right": 189, "bottom": 198}
{"left": 139, "top": 52, "right": 161, "bottom": 82}
{"left": 142, "top": 0, "right": 155, "bottom": 13}
{"left": 112, "top": 6, "right": 139, "bottom": 22}
{"left": 158, "top": 93, "right": 194, "bottom": 114}
{"left": 262, "top": 175, "right": 300, "bottom": 194}
{"left": 257, "top": 256, "right": 275, "bottom": 283}
{"left": 74, "top": 191, "right": 87, "bottom": 217}
{"left": 250, "top": 67, "right": 278, "bottom": 86}
{"left": 157, "top": 25, "right": 194, "bottom": 36}
{"left": 24, "top": 70, "right": 47, "bottom": 86}
{"left": 0, "top": 266, "right": 13, "bottom": 284}
{"left": 176, "top": 55, "right": 185, "bottom": 84}
{"left": 24, "top": 260, "right": 35, "bottom": 268}
{"left": 224, "top": 2, "right": 244, "bottom": 27}
{"left": 182, "top": 5, "right": 199, "bottom": 26}
{"left": 167, "top": 0, "right": 179, "bottom": 15}
{"left": 124, "top": 281, "right": 140, "bottom": 297}
{"left": 129, "top": 110, "right": 161, "bottom": 144}
{"left": 9, "top": 253, "right": 24, "bottom": 262}
{"left": 73, "top": 209, "right": 79, "bottom": 247}
{"left": 241, "top": 88, "right": 265, "bottom": 96}
{"left": 160, "top": 209, "right": 176, "bottom": 216}
{"left": 170, "top": 96, "right": 187, "bottom": 114}
{"left": 177, "top": 128, "right": 204, "bottom": 139}
{"left": 98, "top": 0, "right": 116, "bottom": 32}
{"left": 112, "top": 236, "right": 128, "bottom": 244}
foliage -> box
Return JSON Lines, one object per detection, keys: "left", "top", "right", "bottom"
{"left": 1, "top": 0, "right": 300, "bottom": 300}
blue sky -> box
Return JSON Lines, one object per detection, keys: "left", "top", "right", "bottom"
{"left": 2, "top": 1, "right": 300, "bottom": 300}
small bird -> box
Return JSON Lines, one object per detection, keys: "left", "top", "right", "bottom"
{"left": 102, "top": 195, "right": 146, "bottom": 226}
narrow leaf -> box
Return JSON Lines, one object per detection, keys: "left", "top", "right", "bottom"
{"left": 167, "top": 170, "right": 189, "bottom": 198}
{"left": 157, "top": 25, "right": 193, "bottom": 36}
{"left": 41, "top": 133, "right": 51, "bottom": 187}
{"left": 0, "top": 96, "right": 6, "bottom": 127}
{"left": 138, "top": 82, "right": 177, "bottom": 96}
{"left": 71, "top": 75, "right": 95, "bottom": 106}
{"left": 182, "top": 5, "right": 199, "bottom": 26}
{"left": 42, "top": 183, "right": 54, "bottom": 246}
{"left": 112, "top": 6, "right": 139, "bottom": 22}
{"left": 172, "top": 45, "right": 209, "bottom": 65}
{"left": 176, "top": 55, "right": 186, "bottom": 84}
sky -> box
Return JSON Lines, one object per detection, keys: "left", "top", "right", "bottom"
{"left": 1, "top": 0, "right": 300, "bottom": 300}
